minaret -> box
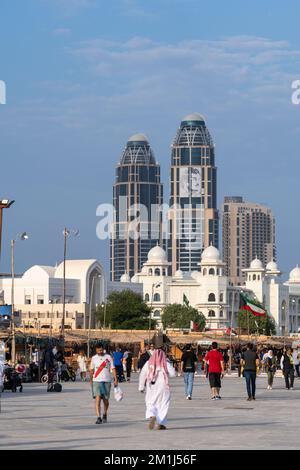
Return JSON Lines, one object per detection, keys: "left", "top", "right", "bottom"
{"left": 169, "top": 113, "right": 219, "bottom": 274}
{"left": 110, "top": 134, "right": 163, "bottom": 281}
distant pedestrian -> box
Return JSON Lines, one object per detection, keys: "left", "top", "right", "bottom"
{"left": 281, "top": 348, "right": 295, "bottom": 390}
{"left": 90, "top": 343, "right": 118, "bottom": 424}
{"left": 77, "top": 350, "right": 88, "bottom": 382}
{"left": 138, "top": 345, "right": 151, "bottom": 371}
{"left": 139, "top": 348, "right": 176, "bottom": 430}
{"left": 204, "top": 342, "right": 224, "bottom": 400}
{"left": 113, "top": 348, "right": 124, "bottom": 382}
{"left": 180, "top": 344, "right": 198, "bottom": 400}
{"left": 124, "top": 350, "right": 133, "bottom": 382}
{"left": 265, "top": 350, "right": 277, "bottom": 390}
{"left": 292, "top": 348, "right": 300, "bottom": 378}
{"left": 241, "top": 343, "right": 260, "bottom": 401}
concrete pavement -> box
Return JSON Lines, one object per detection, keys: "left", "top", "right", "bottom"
{"left": 1, "top": 373, "right": 300, "bottom": 450}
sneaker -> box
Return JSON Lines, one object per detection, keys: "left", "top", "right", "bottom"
{"left": 102, "top": 414, "right": 107, "bottom": 423}
{"left": 252, "top": 397, "right": 256, "bottom": 400}
{"left": 216, "top": 396, "right": 222, "bottom": 400}
{"left": 95, "top": 417, "right": 102, "bottom": 424}
{"left": 247, "top": 397, "right": 252, "bottom": 401}
{"left": 211, "top": 396, "right": 216, "bottom": 400}
{"left": 290, "top": 387, "right": 294, "bottom": 390}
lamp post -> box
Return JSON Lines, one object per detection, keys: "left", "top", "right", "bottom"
{"left": 0, "top": 199, "right": 14, "bottom": 268}
{"left": 149, "top": 282, "right": 162, "bottom": 344}
{"left": 101, "top": 302, "right": 107, "bottom": 329}
{"left": 11, "top": 232, "right": 29, "bottom": 364}
{"left": 61, "top": 228, "right": 79, "bottom": 342}
{"left": 49, "top": 299, "right": 54, "bottom": 340}
{"left": 87, "top": 273, "right": 100, "bottom": 358}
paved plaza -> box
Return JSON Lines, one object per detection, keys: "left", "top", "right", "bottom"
{"left": 1, "top": 373, "right": 300, "bottom": 450}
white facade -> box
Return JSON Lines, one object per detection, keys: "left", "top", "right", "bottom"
{"left": 0, "top": 259, "right": 106, "bottom": 330}
{"left": 123, "top": 246, "right": 297, "bottom": 334}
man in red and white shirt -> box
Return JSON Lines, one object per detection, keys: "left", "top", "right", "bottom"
{"left": 205, "top": 342, "right": 224, "bottom": 400}
{"left": 90, "top": 343, "right": 118, "bottom": 424}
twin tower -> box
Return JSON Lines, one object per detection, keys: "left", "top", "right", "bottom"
{"left": 110, "top": 113, "right": 219, "bottom": 281}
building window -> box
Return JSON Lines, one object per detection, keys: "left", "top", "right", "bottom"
{"left": 153, "top": 310, "right": 161, "bottom": 318}
{"left": 208, "top": 310, "right": 216, "bottom": 317}
{"left": 208, "top": 293, "right": 216, "bottom": 302}
{"left": 220, "top": 310, "right": 223, "bottom": 317}
{"left": 153, "top": 293, "right": 161, "bottom": 302}
{"left": 209, "top": 268, "right": 215, "bottom": 275}
{"left": 37, "top": 296, "right": 44, "bottom": 305}
{"left": 25, "top": 296, "right": 31, "bottom": 305}
{"left": 149, "top": 269, "right": 153, "bottom": 276}
{"left": 203, "top": 268, "right": 207, "bottom": 276}
{"left": 145, "top": 293, "right": 150, "bottom": 302}
{"left": 154, "top": 268, "right": 160, "bottom": 276}
{"left": 219, "top": 293, "right": 224, "bottom": 302}
{"left": 253, "top": 274, "right": 256, "bottom": 280}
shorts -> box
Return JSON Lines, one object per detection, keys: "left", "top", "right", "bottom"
{"left": 92, "top": 381, "right": 112, "bottom": 399}
{"left": 209, "top": 372, "right": 221, "bottom": 389}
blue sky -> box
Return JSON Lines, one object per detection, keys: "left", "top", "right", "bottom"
{"left": 0, "top": 0, "right": 300, "bottom": 278}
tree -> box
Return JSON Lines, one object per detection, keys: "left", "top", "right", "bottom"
{"left": 237, "top": 309, "right": 276, "bottom": 336}
{"left": 161, "top": 303, "right": 206, "bottom": 331}
{"left": 95, "top": 290, "right": 156, "bottom": 330}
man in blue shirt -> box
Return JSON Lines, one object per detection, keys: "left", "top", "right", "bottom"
{"left": 113, "top": 348, "right": 124, "bottom": 382}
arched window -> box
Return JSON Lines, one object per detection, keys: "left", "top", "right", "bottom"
{"left": 208, "top": 310, "right": 215, "bottom": 317}
{"left": 253, "top": 274, "right": 256, "bottom": 280}
{"left": 145, "top": 293, "right": 150, "bottom": 302}
{"left": 153, "top": 293, "right": 161, "bottom": 302}
{"left": 153, "top": 310, "right": 161, "bottom": 318}
{"left": 149, "top": 269, "right": 153, "bottom": 276}
{"left": 219, "top": 293, "right": 224, "bottom": 302}
{"left": 219, "top": 310, "right": 223, "bottom": 317}
{"left": 216, "top": 268, "right": 220, "bottom": 275}
{"left": 203, "top": 268, "right": 207, "bottom": 276}
{"left": 209, "top": 268, "right": 215, "bottom": 275}
{"left": 208, "top": 293, "right": 216, "bottom": 302}
{"left": 257, "top": 275, "right": 260, "bottom": 280}
{"left": 154, "top": 268, "right": 160, "bottom": 276}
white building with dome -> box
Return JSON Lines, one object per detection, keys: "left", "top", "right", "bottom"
{"left": 122, "top": 245, "right": 296, "bottom": 334}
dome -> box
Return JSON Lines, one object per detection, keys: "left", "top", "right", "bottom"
{"left": 131, "top": 274, "right": 139, "bottom": 283}
{"left": 127, "top": 133, "right": 148, "bottom": 143}
{"left": 174, "top": 269, "right": 184, "bottom": 279}
{"left": 289, "top": 265, "right": 300, "bottom": 282}
{"left": 201, "top": 246, "right": 220, "bottom": 262}
{"left": 120, "top": 273, "right": 131, "bottom": 283}
{"left": 147, "top": 246, "right": 167, "bottom": 263}
{"left": 182, "top": 112, "right": 205, "bottom": 123}
{"left": 266, "top": 260, "right": 279, "bottom": 272}
{"left": 250, "top": 258, "right": 264, "bottom": 269}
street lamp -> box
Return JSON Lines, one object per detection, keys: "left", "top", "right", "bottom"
{"left": 149, "top": 282, "right": 162, "bottom": 343}
{"left": 101, "top": 302, "right": 107, "bottom": 329}
{"left": 61, "top": 228, "right": 79, "bottom": 341}
{"left": 0, "top": 199, "right": 15, "bottom": 268}
{"left": 11, "top": 232, "right": 29, "bottom": 364}
{"left": 87, "top": 273, "right": 101, "bottom": 358}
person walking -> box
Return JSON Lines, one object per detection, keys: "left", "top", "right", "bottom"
{"left": 138, "top": 345, "right": 151, "bottom": 371}
{"left": 265, "top": 350, "right": 277, "bottom": 390}
{"left": 180, "top": 344, "right": 198, "bottom": 400}
{"left": 90, "top": 343, "right": 118, "bottom": 424}
{"left": 139, "top": 348, "right": 176, "bottom": 430}
{"left": 112, "top": 347, "right": 124, "bottom": 382}
{"left": 43, "top": 346, "right": 56, "bottom": 392}
{"left": 281, "top": 348, "right": 295, "bottom": 390}
{"left": 124, "top": 349, "right": 133, "bottom": 382}
{"left": 241, "top": 343, "right": 260, "bottom": 401}
{"left": 77, "top": 350, "right": 88, "bottom": 382}
{"left": 204, "top": 342, "right": 225, "bottom": 400}
{"left": 292, "top": 348, "right": 300, "bottom": 378}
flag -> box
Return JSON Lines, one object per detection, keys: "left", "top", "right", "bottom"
{"left": 239, "top": 292, "right": 266, "bottom": 317}
{"left": 190, "top": 320, "right": 199, "bottom": 331}
{"left": 183, "top": 294, "right": 190, "bottom": 307}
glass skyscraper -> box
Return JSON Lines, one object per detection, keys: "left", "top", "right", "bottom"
{"left": 168, "top": 113, "right": 219, "bottom": 274}
{"left": 111, "top": 134, "right": 163, "bottom": 281}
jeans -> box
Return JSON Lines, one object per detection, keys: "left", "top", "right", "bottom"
{"left": 284, "top": 369, "right": 294, "bottom": 389}
{"left": 294, "top": 364, "right": 300, "bottom": 378}
{"left": 244, "top": 370, "right": 256, "bottom": 398}
{"left": 115, "top": 365, "right": 124, "bottom": 382}
{"left": 184, "top": 372, "right": 194, "bottom": 397}
{"left": 267, "top": 371, "right": 275, "bottom": 387}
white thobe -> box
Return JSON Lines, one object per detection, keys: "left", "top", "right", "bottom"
{"left": 139, "top": 361, "right": 176, "bottom": 426}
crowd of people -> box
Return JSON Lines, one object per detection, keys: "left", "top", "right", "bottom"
{"left": 1, "top": 339, "right": 300, "bottom": 431}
